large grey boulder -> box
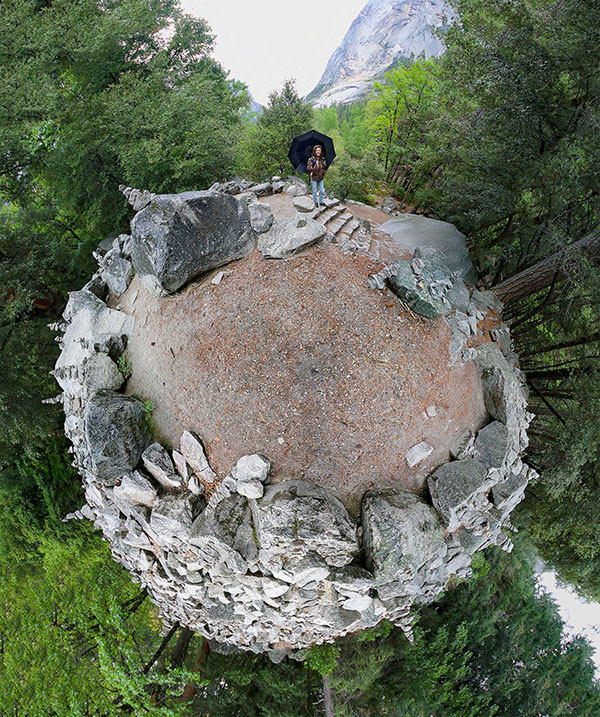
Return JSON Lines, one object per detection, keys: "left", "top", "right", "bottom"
{"left": 258, "top": 215, "right": 326, "bottom": 259}
{"left": 473, "top": 421, "right": 509, "bottom": 469}
{"left": 475, "top": 343, "right": 529, "bottom": 443}
{"left": 362, "top": 490, "right": 444, "bottom": 600}
{"left": 250, "top": 480, "right": 358, "bottom": 568}
{"left": 427, "top": 458, "right": 490, "bottom": 526}
{"left": 190, "top": 492, "right": 256, "bottom": 565}
{"left": 379, "top": 214, "right": 476, "bottom": 284}
{"left": 388, "top": 260, "right": 447, "bottom": 319}
{"left": 130, "top": 191, "right": 257, "bottom": 295}
{"left": 84, "top": 390, "right": 151, "bottom": 484}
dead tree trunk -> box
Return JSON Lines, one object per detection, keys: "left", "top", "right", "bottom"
{"left": 493, "top": 230, "right": 600, "bottom": 305}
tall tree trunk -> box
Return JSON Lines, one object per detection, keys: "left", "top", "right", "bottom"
{"left": 170, "top": 627, "right": 194, "bottom": 668}
{"left": 323, "top": 676, "right": 335, "bottom": 717}
{"left": 493, "top": 230, "right": 600, "bottom": 305}
{"left": 179, "top": 638, "right": 211, "bottom": 703}
{"left": 520, "top": 331, "right": 600, "bottom": 359}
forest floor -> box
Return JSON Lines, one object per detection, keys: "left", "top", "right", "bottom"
{"left": 116, "top": 193, "right": 488, "bottom": 516}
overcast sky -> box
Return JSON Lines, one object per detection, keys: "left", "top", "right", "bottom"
{"left": 178, "top": 0, "right": 367, "bottom": 104}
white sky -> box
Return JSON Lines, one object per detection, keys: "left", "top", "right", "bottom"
{"left": 178, "top": 0, "right": 367, "bottom": 104}
{"left": 539, "top": 572, "right": 600, "bottom": 677}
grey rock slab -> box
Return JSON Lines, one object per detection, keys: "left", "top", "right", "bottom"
{"left": 84, "top": 390, "right": 151, "bottom": 485}
{"left": 473, "top": 421, "right": 509, "bottom": 469}
{"left": 130, "top": 191, "right": 256, "bottom": 295}
{"left": 142, "top": 443, "right": 183, "bottom": 489}
{"left": 251, "top": 480, "right": 358, "bottom": 568}
{"left": 362, "top": 490, "right": 444, "bottom": 597}
{"left": 236, "top": 479, "right": 264, "bottom": 499}
{"left": 445, "top": 281, "right": 471, "bottom": 313}
{"left": 405, "top": 441, "right": 433, "bottom": 467}
{"left": 188, "top": 534, "right": 247, "bottom": 573}
{"left": 172, "top": 449, "right": 190, "bottom": 481}
{"left": 100, "top": 255, "right": 133, "bottom": 296}
{"left": 82, "top": 352, "right": 124, "bottom": 396}
{"left": 492, "top": 470, "right": 528, "bottom": 513}
{"left": 427, "top": 458, "right": 490, "bottom": 524}
{"left": 387, "top": 260, "right": 447, "bottom": 319}
{"left": 248, "top": 200, "right": 274, "bottom": 234}
{"left": 150, "top": 493, "right": 196, "bottom": 543}
{"left": 190, "top": 492, "right": 257, "bottom": 563}
{"left": 258, "top": 216, "right": 326, "bottom": 259}
{"left": 341, "top": 594, "right": 373, "bottom": 613}
{"left": 380, "top": 215, "right": 476, "bottom": 284}
{"left": 113, "top": 470, "right": 157, "bottom": 508}
{"left": 180, "top": 431, "right": 217, "bottom": 483}
{"left": 232, "top": 454, "right": 270, "bottom": 483}
{"left": 293, "top": 196, "right": 317, "bottom": 213}
{"left": 474, "top": 343, "right": 528, "bottom": 441}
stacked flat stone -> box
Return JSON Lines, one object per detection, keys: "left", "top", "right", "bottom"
{"left": 50, "top": 185, "right": 535, "bottom": 663}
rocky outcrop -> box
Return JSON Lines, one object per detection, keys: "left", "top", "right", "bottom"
{"left": 258, "top": 215, "right": 327, "bottom": 259}
{"left": 129, "top": 191, "right": 256, "bottom": 296}
{"left": 51, "top": 184, "right": 535, "bottom": 663}
{"left": 308, "top": 0, "right": 451, "bottom": 107}
{"left": 85, "top": 390, "right": 151, "bottom": 485}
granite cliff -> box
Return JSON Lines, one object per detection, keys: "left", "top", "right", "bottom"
{"left": 307, "top": 0, "right": 451, "bottom": 107}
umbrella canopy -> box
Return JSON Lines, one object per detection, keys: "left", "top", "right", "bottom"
{"left": 288, "top": 129, "right": 336, "bottom": 175}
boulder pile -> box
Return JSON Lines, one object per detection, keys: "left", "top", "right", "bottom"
{"left": 52, "top": 182, "right": 536, "bottom": 662}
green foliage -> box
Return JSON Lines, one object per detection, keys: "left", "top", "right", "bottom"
{"left": 237, "top": 79, "right": 313, "bottom": 179}
{"left": 0, "top": 0, "right": 247, "bottom": 462}
{"left": 305, "top": 642, "right": 342, "bottom": 676}
{"left": 366, "top": 58, "right": 447, "bottom": 192}
{"left": 117, "top": 355, "right": 132, "bottom": 378}
{"left": 314, "top": 543, "right": 600, "bottom": 716}
{"left": 192, "top": 651, "right": 319, "bottom": 716}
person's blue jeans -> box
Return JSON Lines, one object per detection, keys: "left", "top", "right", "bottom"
{"left": 311, "top": 179, "right": 324, "bottom": 206}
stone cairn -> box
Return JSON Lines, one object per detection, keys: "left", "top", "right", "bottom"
{"left": 49, "top": 179, "right": 536, "bottom": 662}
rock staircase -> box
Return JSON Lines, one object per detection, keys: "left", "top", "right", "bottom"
{"left": 313, "top": 199, "right": 371, "bottom": 254}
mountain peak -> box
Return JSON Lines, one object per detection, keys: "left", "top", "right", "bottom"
{"left": 308, "top": 0, "right": 451, "bottom": 107}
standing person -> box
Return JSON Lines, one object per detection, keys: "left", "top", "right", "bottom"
{"left": 307, "top": 145, "right": 327, "bottom": 209}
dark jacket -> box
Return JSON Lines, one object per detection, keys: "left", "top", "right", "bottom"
{"left": 307, "top": 154, "right": 327, "bottom": 181}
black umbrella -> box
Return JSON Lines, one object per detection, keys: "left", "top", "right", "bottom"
{"left": 288, "top": 129, "right": 336, "bottom": 175}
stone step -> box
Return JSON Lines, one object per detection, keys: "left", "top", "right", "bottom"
{"left": 325, "top": 211, "right": 354, "bottom": 234}
{"left": 337, "top": 217, "right": 361, "bottom": 240}
{"left": 316, "top": 205, "right": 345, "bottom": 224}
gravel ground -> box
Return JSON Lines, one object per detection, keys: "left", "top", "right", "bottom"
{"left": 117, "top": 229, "right": 488, "bottom": 516}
